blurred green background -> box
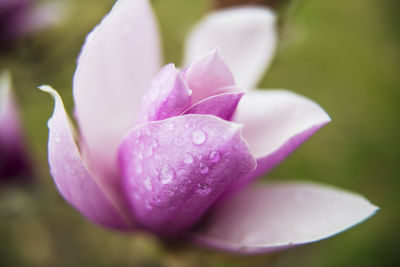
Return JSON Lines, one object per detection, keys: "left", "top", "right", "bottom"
{"left": 0, "top": 0, "right": 398, "bottom": 266}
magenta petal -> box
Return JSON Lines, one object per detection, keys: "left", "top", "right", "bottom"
{"left": 232, "top": 90, "right": 331, "bottom": 186}
{"left": 118, "top": 115, "right": 256, "bottom": 236}
{"left": 73, "top": 0, "right": 161, "bottom": 181}
{"left": 183, "top": 89, "right": 244, "bottom": 121}
{"left": 184, "top": 50, "right": 236, "bottom": 104}
{"left": 40, "top": 86, "right": 134, "bottom": 230}
{"left": 137, "top": 64, "right": 191, "bottom": 123}
{"left": 192, "top": 182, "right": 378, "bottom": 254}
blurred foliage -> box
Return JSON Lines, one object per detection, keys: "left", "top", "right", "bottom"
{"left": 0, "top": 0, "right": 399, "bottom": 266}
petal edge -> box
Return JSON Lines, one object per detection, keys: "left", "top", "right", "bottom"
{"left": 191, "top": 182, "right": 378, "bottom": 254}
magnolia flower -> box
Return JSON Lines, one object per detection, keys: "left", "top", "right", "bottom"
{"left": 41, "top": 0, "right": 377, "bottom": 254}
{"left": 0, "top": 71, "right": 31, "bottom": 181}
{"left": 0, "top": 0, "right": 64, "bottom": 45}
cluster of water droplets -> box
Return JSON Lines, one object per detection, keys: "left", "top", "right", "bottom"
{"left": 160, "top": 164, "right": 175, "bottom": 184}
{"left": 129, "top": 121, "right": 230, "bottom": 213}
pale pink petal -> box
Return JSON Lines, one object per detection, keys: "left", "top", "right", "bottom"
{"left": 73, "top": 0, "right": 161, "bottom": 181}
{"left": 39, "top": 85, "right": 134, "bottom": 230}
{"left": 137, "top": 64, "right": 191, "bottom": 123}
{"left": 21, "top": 1, "right": 67, "bottom": 34}
{"left": 183, "top": 89, "right": 244, "bottom": 121}
{"left": 118, "top": 115, "right": 256, "bottom": 236}
{"left": 232, "top": 90, "right": 331, "bottom": 186}
{"left": 192, "top": 182, "right": 379, "bottom": 254}
{"left": 184, "top": 7, "right": 277, "bottom": 90}
{"left": 184, "top": 49, "right": 236, "bottom": 104}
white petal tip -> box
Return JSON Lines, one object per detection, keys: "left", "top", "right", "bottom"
{"left": 38, "top": 85, "right": 55, "bottom": 94}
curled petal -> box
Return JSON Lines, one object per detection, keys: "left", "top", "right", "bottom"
{"left": 183, "top": 89, "right": 244, "bottom": 121}
{"left": 192, "top": 182, "right": 379, "bottom": 254}
{"left": 232, "top": 90, "right": 331, "bottom": 186}
{"left": 40, "top": 85, "right": 134, "bottom": 230}
{"left": 184, "top": 7, "right": 277, "bottom": 90}
{"left": 118, "top": 115, "right": 256, "bottom": 236}
{"left": 137, "top": 64, "right": 191, "bottom": 123}
{"left": 183, "top": 49, "right": 236, "bottom": 104}
{"left": 73, "top": 0, "right": 161, "bottom": 180}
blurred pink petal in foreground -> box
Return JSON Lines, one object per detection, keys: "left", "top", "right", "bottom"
{"left": 0, "top": 71, "right": 32, "bottom": 181}
{"left": 41, "top": 0, "right": 378, "bottom": 254}
{"left": 0, "top": 0, "right": 65, "bottom": 46}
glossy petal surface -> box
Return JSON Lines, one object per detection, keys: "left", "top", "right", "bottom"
{"left": 232, "top": 90, "right": 331, "bottom": 186}
{"left": 138, "top": 64, "right": 191, "bottom": 123}
{"left": 73, "top": 0, "right": 161, "bottom": 179}
{"left": 119, "top": 115, "right": 256, "bottom": 236}
{"left": 192, "top": 182, "right": 378, "bottom": 254}
{"left": 40, "top": 85, "right": 133, "bottom": 230}
{"left": 184, "top": 50, "right": 235, "bottom": 104}
{"left": 184, "top": 7, "right": 277, "bottom": 90}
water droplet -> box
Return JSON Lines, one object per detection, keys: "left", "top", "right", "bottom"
{"left": 197, "top": 182, "right": 211, "bottom": 195}
{"left": 146, "top": 146, "right": 153, "bottom": 157}
{"left": 167, "top": 121, "right": 174, "bottom": 130}
{"left": 192, "top": 129, "right": 207, "bottom": 145}
{"left": 209, "top": 151, "right": 221, "bottom": 163}
{"left": 183, "top": 153, "right": 194, "bottom": 164}
{"left": 160, "top": 164, "right": 175, "bottom": 184}
{"left": 199, "top": 162, "right": 209, "bottom": 174}
{"left": 144, "top": 177, "right": 152, "bottom": 191}
{"left": 152, "top": 139, "right": 158, "bottom": 148}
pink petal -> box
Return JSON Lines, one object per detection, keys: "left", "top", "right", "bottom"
{"left": 0, "top": 71, "right": 30, "bottom": 179}
{"left": 73, "top": 0, "right": 161, "bottom": 181}
{"left": 21, "top": 1, "right": 66, "bottom": 35}
{"left": 137, "top": 64, "right": 191, "bottom": 123}
{"left": 232, "top": 90, "right": 331, "bottom": 186}
{"left": 39, "top": 85, "right": 134, "bottom": 230}
{"left": 183, "top": 49, "right": 236, "bottom": 104}
{"left": 184, "top": 7, "right": 277, "bottom": 90}
{"left": 118, "top": 115, "right": 256, "bottom": 236}
{"left": 0, "top": 71, "right": 23, "bottom": 153}
{"left": 192, "top": 182, "right": 379, "bottom": 254}
{"left": 183, "top": 89, "right": 244, "bottom": 121}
